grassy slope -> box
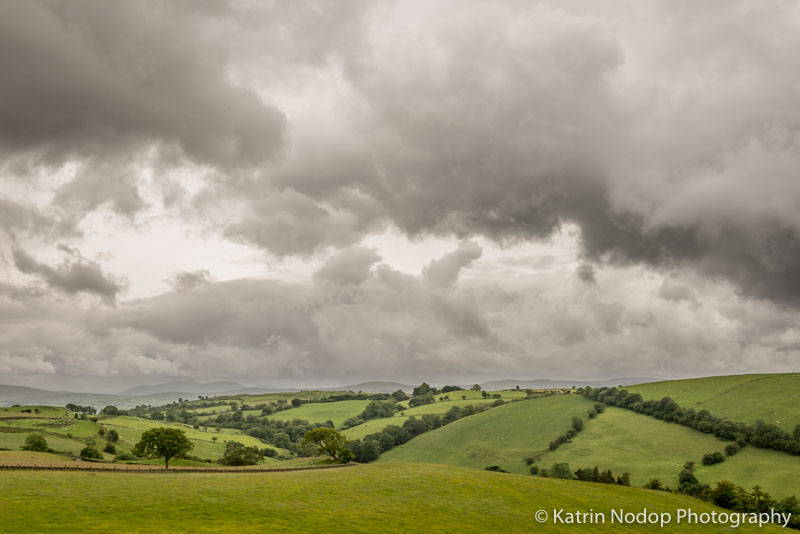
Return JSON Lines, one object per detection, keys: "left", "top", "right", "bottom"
{"left": 627, "top": 374, "right": 800, "bottom": 431}
{"left": 540, "top": 407, "right": 800, "bottom": 498}
{"left": 0, "top": 463, "right": 782, "bottom": 533}
{"left": 263, "top": 400, "right": 371, "bottom": 427}
{"left": 378, "top": 394, "right": 593, "bottom": 474}
{"left": 100, "top": 416, "right": 282, "bottom": 459}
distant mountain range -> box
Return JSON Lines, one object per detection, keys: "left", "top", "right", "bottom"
{"left": 0, "top": 377, "right": 662, "bottom": 409}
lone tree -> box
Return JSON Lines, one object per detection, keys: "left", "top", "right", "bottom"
{"left": 22, "top": 433, "right": 48, "bottom": 452}
{"left": 133, "top": 428, "right": 193, "bottom": 469}
{"left": 302, "top": 427, "right": 353, "bottom": 463}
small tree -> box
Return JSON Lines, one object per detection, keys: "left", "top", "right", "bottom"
{"left": 107, "top": 429, "right": 120, "bottom": 442}
{"left": 302, "top": 427, "right": 353, "bottom": 463}
{"left": 133, "top": 428, "right": 193, "bottom": 469}
{"left": 80, "top": 446, "right": 103, "bottom": 460}
{"left": 221, "top": 446, "right": 263, "bottom": 466}
{"left": 22, "top": 433, "right": 48, "bottom": 452}
{"left": 150, "top": 411, "right": 165, "bottom": 421}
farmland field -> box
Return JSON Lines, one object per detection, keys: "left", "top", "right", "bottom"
{"left": 540, "top": 407, "right": 800, "bottom": 498}
{"left": 263, "top": 400, "right": 371, "bottom": 427}
{"left": 378, "top": 394, "right": 594, "bottom": 474}
{"left": 626, "top": 374, "right": 800, "bottom": 431}
{"left": 0, "top": 462, "right": 782, "bottom": 533}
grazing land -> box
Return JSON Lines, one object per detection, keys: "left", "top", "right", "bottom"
{"left": 0, "top": 463, "right": 782, "bottom": 533}
{"left": 626, "top": 374, "right": 800, "bottom": 431}
{"left": 379, "top": 394, "right": 593, "bottom": 474}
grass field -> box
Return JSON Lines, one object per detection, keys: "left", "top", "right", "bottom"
{"left": 540, "top": 407, "right": 800, "bottom": 498}
{"left": 627, "top": 374, "right": 800, "bottom": 431}
{"left": 263, "top": 400, "right": 371, "bottom": 427}
{"left": 0, "top": 462, "right": 782, "bottom": 533}
{"left": 378, "top": 394, "right": 594, "bottom": 474}
{"left": 100, "top": 416, "right": 282, "bottom": 459}
{"left": 342, "top": 398, "right": 520, "bottom": 440}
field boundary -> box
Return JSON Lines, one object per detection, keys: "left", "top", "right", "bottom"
{"left": 0, "top": 463, "right": 357, "bottom": 473}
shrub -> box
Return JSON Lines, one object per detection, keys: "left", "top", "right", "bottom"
{"left": 220, "top": 446, "right": 264, "bottom": 466}
{"left": 21, "top": 433, "right": 48, "bottom": 452}
{"left": 103, "top": 443, "right": 116, "bottom": 454}
{"left": 484, "top": 465, "right": 509, "bottom": 473}
{"left": 549, "top": 462, "right": 572, "bottom": 479}
{"left": 571, "top": 417, "right": 584, "bottom": 432}
{"left": 702, "top": 451, "right": 725, "bottom": 465}
{"left": 113, "top": 453, "right": 136, "bottom": 461}
{"left": 725, "top": 443, "right": 740, "bottom": 456}
{"left": 529, "top": 465, "right": 539, "bottom": 475}
{"left": 80, "top": 446, "right": 103, "bottom": 460}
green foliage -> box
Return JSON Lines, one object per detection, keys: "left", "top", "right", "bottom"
{"left": 484, "top": 465, "right": 509, "bottom": 473}
{"left": 644, "top": 478, "right": 665, "bottom": 491}
{"left": 408, "top": 394, "right": 435, "bottom": 407}
{"left": 21, "top": 434, "right": 48, "bottom": 452}
{"left": 302, "top": 427, "right": 352, "bottom": 463}
{"left": 103, "top": 443, "right": 116, "bottom": 454}
{"left": 150, "top": 412, "right": 165, "bottom": 421}
{"left": 702, "top": 451, "right": 725, "bottom": 466}
{"left": 221, "top": 446, "right": 264, "bottom": 466}
{"left": 133, "top": 428, "right": 194, "bottom": 469}
{"left": 547, "top": 462, "right": 572, "bottom": 479}
{"left": 106, "top": 429, "right": 119, "bottom": 442}
{"left": 80, "top": 446, "right": 103, "bottom": 460}
{"left": 725, "top": 443, "right": 740, "bottom": 456}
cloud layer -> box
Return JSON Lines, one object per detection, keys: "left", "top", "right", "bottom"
{"left": 1, "top": 0, "right": 799, "bottom": 388}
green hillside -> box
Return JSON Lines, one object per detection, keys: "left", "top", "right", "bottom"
{"left": 378, "top": 394, "right": 593, "bottom": 474}
{"left": 540, "top": 407, "right": 800, "bottom": 498}
{"left": 263, "top": 400, "right": 370, "bottom": 427}
{"left": 0, "top": 463, "right": 783, "bottom": 533}
{"left": 100, "top": 416, "right": 283, "bottom": 459}
{"left": 627, "top": 374, "right": 800, "bottom": 431}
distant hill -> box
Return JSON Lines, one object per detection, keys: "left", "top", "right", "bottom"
{"left": 118, "top": 380, "right": 245, "bottom": 396}
{"left": 325, "top": 381, "right": 414, "bottom": 393}
{"left": 478, "top": 377, "right": 663, "bottom": 390}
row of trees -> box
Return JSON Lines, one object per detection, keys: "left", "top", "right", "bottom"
{"left": 580, "top": 387, "right": 800, "bottom": 455}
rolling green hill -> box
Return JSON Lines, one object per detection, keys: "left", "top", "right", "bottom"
{"left": 263, "top": 400, "right": 371, "bottom": 427}
{"left": 540, "top": 407, "right": 800, "bottom": 498}
{"left": 626, "top": 374, "right": 800, "bottom": 431}
{"left": 0, "top": 463, "right": 783, "bottom": 533}
{"left": 378, "top": 394, "right": 593, "bottom": 474}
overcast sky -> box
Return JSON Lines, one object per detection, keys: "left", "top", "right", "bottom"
{"left": 1, "top": 0, "right": 799, "bottom": 393}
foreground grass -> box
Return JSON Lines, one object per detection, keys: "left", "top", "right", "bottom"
{"left": 627, "top": 373, "right": 800, "bottom": 431}
{"left": 378, "top": 394, "right": 593, "bottom": 474}
{"left": 541, "top": 407, "right": 800, "bottom": 498}
{"left": 0, "top": 463, "right": 782, "bottom": 533}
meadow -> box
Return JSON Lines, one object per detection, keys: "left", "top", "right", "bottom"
{"left": 0, "top": 462, "right": 782, "bottom": 533}
{"left": 378, "top": 394, "right": 593, "bottom": 474}
{"left": 540, "top": 407, "right": 800, "bottom": 497}
{"left": 626, "top": 374, "right": 800, "bottom": 431}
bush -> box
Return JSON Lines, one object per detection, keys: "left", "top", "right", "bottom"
{"left": 103, "top": 443, "right": 116, "bottom": 454}
{"left": 571, "top": 417, "right": 584, "bottom": 432}
{"left": 725, "top": 443, "right": 740, "bottom": 456}
{"left": 220, "top": 446, "right": 264, "bottom": 466}
{"left": 549, "top": 462, "right": 572, "bottom": 479}
{"left": 21, "top": 433, "right": 48, "bottom": 452}
{"left": 529, "top": 465, "right": 539, "bottom": 475}
{"left": 80, "top": 446, "right": 103, "bottom": 460}
{"left": 484, "top": 465, "right": 509, "bottom": 473}
{"left": 702, "top": 451, "right": 725, "bottom": 465}
{"left": 114, "top": 453, "right": 136, "bottom": 461}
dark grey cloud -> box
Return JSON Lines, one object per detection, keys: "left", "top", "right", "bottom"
{"left": 576, "top": 263, "right": 596, "bottom": 285}
{"left": 12, "top": 247, "right": 125, "bottom": 303}
{"left": 0, "top": 0, "right": 286, "bottom": 169}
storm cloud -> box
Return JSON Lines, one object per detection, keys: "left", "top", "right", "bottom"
{"left": 1, "top": 0, "right": 799, "bottom": 389}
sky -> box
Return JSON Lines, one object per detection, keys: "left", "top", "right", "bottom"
{"left": 1, "top": 0, "right": 799, "bottom": 393}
